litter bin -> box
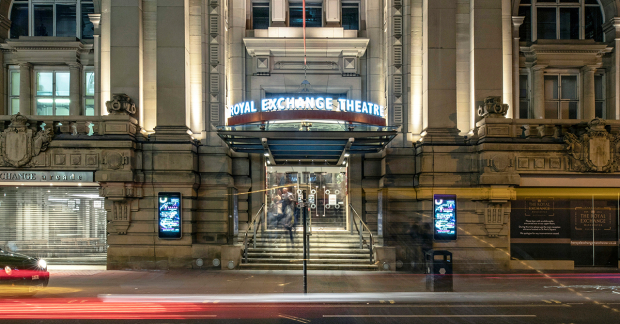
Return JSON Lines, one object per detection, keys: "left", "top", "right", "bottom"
{"left": 425, "top": 250, "right": 453, "bottom": 292}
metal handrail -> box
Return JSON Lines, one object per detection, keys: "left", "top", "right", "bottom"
{"left": 243, "top": 204, "right": 265, "bottom": 263}
{"left": 349, "top": 204, "right": 374, "bottom": 264}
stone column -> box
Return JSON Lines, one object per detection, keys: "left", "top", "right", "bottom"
{"left": 88, "top": 14, "right": 102, "bottom": 116}
{"left": 325, "top": 0, "right": 340, "bottom": 27}
{"left": 153, "top": 0, "right": 190, "bottom": 139}
{"left": 272, "top": 0, "right": 286, "bottom": 27}
{"left": 69, "top": 63, "right": 82, "bottom": 116}
{"left": 614, "top": 19, "right": 620, "bottom": 119}
{"left": 18, "top": 63, "right": 32, "bottom": 115}
{"left": 110, "top": 0, "right": 143, "bottom": 122}
{"left": 531, "top": 65, "right": 546, "bottom": 119}
{"left": 470, "top": 0, "right": 503, "bottom": 124}
{"left": 582, "top": 66, "right": 597, "bottom": 120}
{"left": 422, "top": 0, "right": 459, "bottom": 141}
{"left": 366, "top": 0, "right": 385, "bottom": 110}
{"left": 227, "top": 0, "right": 245, "bottom": 109}
{"left": 502, "top": 0, "right": 513, "bottom": 119}
{"left": 512, "top": 17, "right": 524, "bottom": 119}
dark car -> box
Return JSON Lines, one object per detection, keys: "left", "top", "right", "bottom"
{"left": 0, "top": 248, "right": 49, "bottom": 296}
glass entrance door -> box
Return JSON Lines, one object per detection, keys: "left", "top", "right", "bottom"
{"left": 266, "top": 166, "right": 347, "bottom": 230}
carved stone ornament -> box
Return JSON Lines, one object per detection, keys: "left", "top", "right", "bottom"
{"left": 0, "top": 113, "right": 54, "bottom": 167}
{"left": 483, "top": 203, "right": 506, "bottom": 238}
{"left": 105, "top": 93, "right": 136, "bottom": 116}
{"left": 478, "top": 96, "right": 509, "bottom": 118}
{"left": 564, "top": 118, "right": 620, "bottom": 172}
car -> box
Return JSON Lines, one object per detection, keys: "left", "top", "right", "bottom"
{"left": 0, "top": 247, "right": 50, "bottom": 296}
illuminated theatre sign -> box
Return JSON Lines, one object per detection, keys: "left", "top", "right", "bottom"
{"left": 227, "top": 97, "right": 386, "bottom": 126}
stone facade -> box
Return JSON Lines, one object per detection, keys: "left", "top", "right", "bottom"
{"left": 0, "top": 1, "right": 619, "bottom": 272}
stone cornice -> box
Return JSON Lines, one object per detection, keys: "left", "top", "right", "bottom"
{"left": 244, "top": 37, "right": 370, "bottom": 58}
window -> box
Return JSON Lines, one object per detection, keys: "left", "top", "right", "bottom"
{"left": 252, "top": 2, "right": 270, "bottom": 29}
{"left": 290, "top": 2, "right": 322, "bottom": 27}
{"left": 519, "top": 74, "right": 530, "bottom": 119}
{"left": 518, "top": 0, "right": 604, "bottom": 42}
{"left": 9, "top": 69, "right": 20, "bottom": 115}
{"left": 84, "top": 70, "right": 95, "bottom": 116}
{"left": 35, "top": 70, "right": 70, "bottom": 116}
{"left": 595, "top": 73, "right": 605, "bottom": 118}
{"left": 342, "top": 2, "right": 359, "bottom": 30}
{"left": 544, "top": 74, "right": 579, "bottom": 119}
{"left": 10, "top": 2, "right": 28, "bottom": 39}
{"left": 10, "top": 1, "right": 95, "bottom": 39}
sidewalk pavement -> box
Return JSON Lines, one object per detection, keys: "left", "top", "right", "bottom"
{"left": 36, "top": 268, "right": 620, "bottom": 299}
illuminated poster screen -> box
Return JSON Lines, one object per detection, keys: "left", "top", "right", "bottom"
{"left": 158, "top": 192, "right": 182, "bottom": 239}
{"left": 433, "top": 194, "right": 457, "bottom": 241}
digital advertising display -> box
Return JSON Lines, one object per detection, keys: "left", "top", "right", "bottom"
{"left": 433, "top": 194, "right": 457, "bottom": 241}
{"left": 158, "top": 192, "right": 182, "bottom": 239}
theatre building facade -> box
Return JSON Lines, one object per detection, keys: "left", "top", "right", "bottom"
{"left": 0, "top": 0, "right": 618, "bottom": 272}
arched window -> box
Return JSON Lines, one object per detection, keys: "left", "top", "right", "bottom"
{"left": 518, "top": 0, "right": 604, "bottom": 42}
{"left": 9, "top": 1, "right": 94, "bottom": 40}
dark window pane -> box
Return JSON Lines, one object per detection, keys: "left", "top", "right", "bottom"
{"left": 545, "top": 101, "right": 559, "bottom": 119}
{"left": 564, "top": 102, "right": 578, "bottom": 119}
{"left": 559, "top": 8, "right": 579, "bottom": 39}
{"left": 538, "top": 8, "right": 557, "bottom": 39}
{"left": 585, "top": 6, "right": 604, "bottom": 42}
{"left": 561, "top": 75, "right": 578, "bottom": 100}
{"left": 290, "top": 7, "right": 322, "bottom": 28}
{"left": 82, "top": 3, "right": 95, "bottom": 39}
{"left": 519, "top": 100, "right": 530, "bottom": 119}
{"left": 595, "top": 101, "right": 604, "bottom": 118}
{"left": 10, "top": 3, "right": 29, "bottom": 39}
{"left": 519, "top": 75, "right": 529, "bottom": 98}
{"left": 595, "top": 75, "right": 604, "bottom": 100}
{"left": 342, "top": 7, "right": 359, "bottom": 30}
{"left": 253, "top": 6, "right": 269, "bottom": 29}
{"left": 544, "top": 76, "right": 558, "bottom": 100}
{"left": 585, "top": 0, "right": 599, "bottom": 4}
{"left": 518, "top": 6, "right": 531, "bottom": 42}
{"left": 520, "top": 0, "right": 531, "bottom": 4}
{"left": 34, "top": 5, "right": 53, "bottom": 37}
{"left": 57, "top": 4, "right": 77, "bottom": 37}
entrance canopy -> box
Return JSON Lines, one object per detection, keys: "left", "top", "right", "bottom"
{"left": 217, "top": 122, "right": 398, "bottom": 165}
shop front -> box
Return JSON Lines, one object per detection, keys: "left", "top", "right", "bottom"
{"left": 511, "top": 188, "right": 620, "bottom": 268}
{"left": 0, "top": 171, "right": 106, "bottom": 265}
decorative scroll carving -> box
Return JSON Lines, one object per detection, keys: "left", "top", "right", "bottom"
{"left": 105, "top": 93, "right": 137, "bottom": 116}
{"left": 0, "top": 113, "right": 54, "bottom": 167}
{"left": 110, "top": 201, "right": 131, "bottom": 235}
{"left": 478, "top": 96, "right": 509, "bottom": 118}
{"left": 564, "top": 118, "right": 620, "bottom": 172}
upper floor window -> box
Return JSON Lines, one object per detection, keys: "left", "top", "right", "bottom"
{"left": 252, "top": 2, "right": 270, "bottom": 29}
{"left": 10, "top": 1, "right": 95, "bottom": 39}
{"left": 518, "top": 0, "right": 604, "bottom": 42}
{"left": 290, "top": 1, "right": 322, "bottom": 27}
{"left": 342, "top": 2, "right": 359, "bottom": 30}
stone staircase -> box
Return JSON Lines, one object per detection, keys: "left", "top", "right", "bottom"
{"left": 239, "top": 230, "right": 378, "bottom": 271}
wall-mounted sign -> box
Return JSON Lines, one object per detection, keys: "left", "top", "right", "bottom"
{"left": 229, "top": 97, "right": 385, "bottom": 118}
{"left": 0, "top": 171, "right": 94, "bottom": 183}
{"left": 433, "top": 194, "right": 457, "bottom": 241}
{"left": 158, "top": 192, "right": 182, "bottom": 239}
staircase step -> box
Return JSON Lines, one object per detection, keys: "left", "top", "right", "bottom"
{"left": 247, "top": 258, "right": 371, "bottom": 264}
{"left": 248, "top": 247, "right": 370, "bottom": 253}
{"left": 239, "top": 263, "right": 379, "bottom": 270}
{"left": 247, "top": 253, "right": 370, "bottom": 259}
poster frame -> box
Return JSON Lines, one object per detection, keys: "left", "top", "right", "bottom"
{"left": 433, "top": 194, "right": 458, "bottom": 241}
{"left": 157, "top": 192, "right": 183, "bottom": 240}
